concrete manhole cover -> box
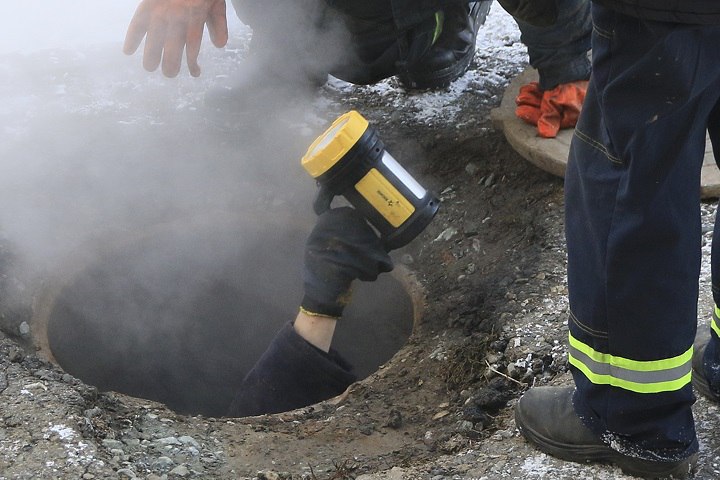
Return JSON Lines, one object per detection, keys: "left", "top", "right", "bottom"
{"left": 492, "top": 68, "right": 719, "bottom": 199}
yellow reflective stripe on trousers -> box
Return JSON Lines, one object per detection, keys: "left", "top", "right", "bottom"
{"left": 568, "top": 333, "right": 692, "bottom": 394}
{"left": 713, "top": 305, "right": 720, "bottom": 337}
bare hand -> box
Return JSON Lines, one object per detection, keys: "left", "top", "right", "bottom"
{"left": 123, "top": 0, "right": 228, "bottom": 78}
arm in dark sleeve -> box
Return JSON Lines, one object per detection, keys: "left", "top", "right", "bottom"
{"left": 227, "top": 322, "right": 357, "bottom": 417}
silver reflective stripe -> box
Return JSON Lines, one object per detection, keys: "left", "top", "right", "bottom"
{"left": 568, "top": 332, "right": 693, "bottom": 393}
{"left": 569, "top": 343, "right": 692, "bottom": 384}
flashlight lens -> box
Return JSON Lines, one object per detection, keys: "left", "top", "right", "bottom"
{"left": 308, "top": 117, "right": 350, "bottom": 158}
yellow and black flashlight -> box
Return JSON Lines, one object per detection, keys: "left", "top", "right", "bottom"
{"left": 302, "top": 110, "right": 440, "bottom": 250}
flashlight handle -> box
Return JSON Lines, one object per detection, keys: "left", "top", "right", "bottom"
{"left": 312, "top": 186, "right": 335, "bottom": 216}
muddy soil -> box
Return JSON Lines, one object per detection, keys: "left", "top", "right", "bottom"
{"left": 2, "top": 4, "right": 720, "bottom": 480}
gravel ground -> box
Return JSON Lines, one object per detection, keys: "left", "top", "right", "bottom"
{"left": 2, "top": 3, "right": 720, "bottom": 479}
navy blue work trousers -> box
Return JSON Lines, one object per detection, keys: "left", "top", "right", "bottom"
{"left": 565, "top": 4, "right": 720, "bottom": 461}
{"left": 516, "top": 0, "right": 591, "bottom": 89}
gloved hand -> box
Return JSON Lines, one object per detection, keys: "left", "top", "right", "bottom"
{"left": 301, "top": 208, "right": 394, "bottom": 319}
{"left": 515, "top": 80, "right": 588, "bottom": 138}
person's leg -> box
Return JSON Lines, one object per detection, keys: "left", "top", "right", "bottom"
{"left": 397, "top": 0, "right": 493, "bottom": 90}
{"left": 518, "top": 4, "right": 720, "bottom": 476}
{"left": 330, "top": 0, "right": 464, "bottom": 87}
{"left": 326, "top": 0, "right": 406, "bottom": 85}
{"left": 514, "top": 0, "right": 591, "bottom": 90}
{"left": 568, "top": 2, "right": 720, "bottom": 457}
{"left": 227, "top": 0, "right": 491, "bottom": 89}
{"left": 695, "top": 98, "right": 720, "bottom": 401}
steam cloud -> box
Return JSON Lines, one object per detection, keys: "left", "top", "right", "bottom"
{"left": 0, "top": 1, "right": 367, "bottom": 415}
{"left": 0, "top": 0, "right": 355, "bottom": 270}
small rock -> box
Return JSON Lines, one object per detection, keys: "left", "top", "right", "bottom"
{"left": 117, "top": 469, "right": 136, "bottom": 479}
{"left": 433, "top": 227, "right": 458, "bottom": 242}
{"left": 257, "top": 472, "right": 281, "bottom": 480}
{"left": 486, "top": 353, "right": 501, "bottom": 364}
{"left": 469, "top": 388, "right": 509, "bottom": 411}
{"left": 102, "top": 439, "right": 124, "bottom": 450}
{"left": 432, "top": 410, "right": 450, "bottom": 420}
{"left": 456, "top": 420, "right": 474, "bottom": 432}
{"left": 152, "top": 456, "right": 174, "bottom": 470}
{"left": 110, "top": 448, "right": 125, "bottom": 457}
{"left": 157, "top": 436, "right": 182, "bottom": 446}
{"left": 84, "top": 407, "right": 102, "bottom": 419}
{"left": 385, "top": 409, "right": 402, "bottom": 429}
{"left": 465, "top": 162, "right": 479, "bottom": 175}
{"left": 18, "top": 321, "right": 30, "bottom": 337}
{"left": 430, "top": 466, "right": 448, "bottom": 476}
{"left": 462, "top": 405, "right": 490, "bottom": 427}
{"left": 169, "top": 465, "right": 190, "bottom": 477}
{"left": 359, "top": 424, "right": 374, "bottom": 435}
{"left": 532, "top": 358, "right": 545, "bottom": 374}
{"left": 178, "top": 435, "right": 200, "bottom": 449}
{"left": 8, "top": 346, "right": 23, "bottom": 363}
{"left": 464, "top": 221, "right": 480, "bottom": 236}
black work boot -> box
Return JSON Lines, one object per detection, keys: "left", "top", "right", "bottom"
{"left": 399, "top": 0, "right": 492, "bottom": 90}
{"left": 692, "top": 330, "right": 720, "bottom": 402}
{"left": 515, "top": 386, "right": 697, "bottom": 479}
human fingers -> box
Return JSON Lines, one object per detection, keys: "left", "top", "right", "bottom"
{"left": 206, "top": 0, "right": 229, "bottom": 47}
{"left": 142, "top": 15, "right": 168, "bottom": 72}
{"left": 185, "top": 18, "right": 205, "bottom": 77}
{"left": 123, "top": 1, "right": 153, "bottom": 55}
{"left": 162, "top": 21, "right": 187, "bottom": 77}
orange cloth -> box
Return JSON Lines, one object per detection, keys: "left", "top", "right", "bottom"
{"left": 515, "top": 80, "right": 589, "bottom": 138}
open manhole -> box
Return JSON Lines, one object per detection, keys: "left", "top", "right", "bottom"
{"left": 34, "top": 214, "right": 419, "bottom": 417}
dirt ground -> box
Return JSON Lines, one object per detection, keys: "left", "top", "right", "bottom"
{"left": 2, "top": 4, "right": 720, "bottom": 480}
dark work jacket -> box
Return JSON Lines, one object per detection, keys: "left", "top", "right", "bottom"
{"left": 227, "top": 322, "right": 356, "bottom": 417}
{"left": 593, "top": 0, "right": 720, "bottom": 24}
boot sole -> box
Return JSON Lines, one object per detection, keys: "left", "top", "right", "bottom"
{"left": 398, "top": 0, "right": 492, "bottom": 90}
{"left": 515, "top": 408, "right": 696, "bottom": 479}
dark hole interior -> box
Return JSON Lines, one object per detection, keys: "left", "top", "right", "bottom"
{"left": 47, "top": 219, "right": 414, "bottom": 417}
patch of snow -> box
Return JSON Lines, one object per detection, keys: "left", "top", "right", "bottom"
{"left": 47, "top": 424, "right": 76, "bottom": 441}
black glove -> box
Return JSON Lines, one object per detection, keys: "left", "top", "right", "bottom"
{"left": 301, "top": 207, "right": 394, "bottom": 318}
{"left": 497, "top": 0, "right": 558, "bottom": 27}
